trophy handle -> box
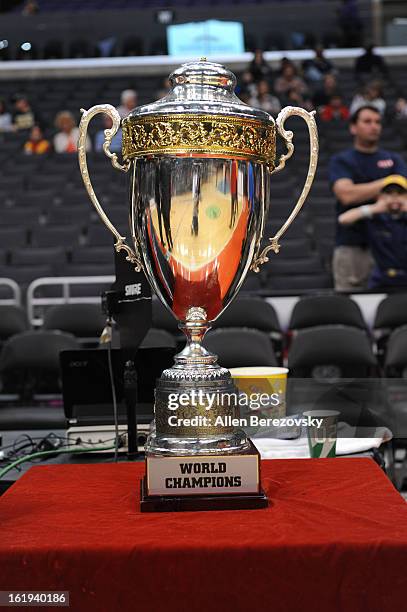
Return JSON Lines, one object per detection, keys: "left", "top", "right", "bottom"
{"left": 251, "top": 106, "right": 318, "bottom": 272}
{"left": 78, "top": 104, "right": 143, "bottom": 272}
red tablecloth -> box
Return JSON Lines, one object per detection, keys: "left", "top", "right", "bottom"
{"left": 1, "top": 458, "right": 407, "bottom": 612}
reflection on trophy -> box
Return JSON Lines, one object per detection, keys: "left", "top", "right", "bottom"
{"left": 78, "top": 59, "right": 318, "bottom": 511}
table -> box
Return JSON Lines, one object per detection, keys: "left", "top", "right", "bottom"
{"left": 1, "top": 459, "right": 407, "bottom": 612}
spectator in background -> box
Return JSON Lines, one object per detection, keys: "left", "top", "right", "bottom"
{"left": 274, "top": 63, "right": 308, "bottom": 98}
{"left": 12, "top": 95, "right": 36, "bottom": 131}
{"left": 157, "top": 77, "right": 171, "bottom": 99}
{"left": 95, "top": 115, "right": 121, "bottom": 153}
{"left": 54, "top": 111, "right": 89, "bottom": 153}
{"left": 312, "top": 73, "right": 339, "bottom": 109}
{"left": 0, "top": 99, "right": 12, "bottom": 132}
{"left": 350, "top": 81, "right": 386, "bottom": 117}
{"left": 24, "top": 125, "right": 50, "bottom": 155}
{"left": 355, "top": 45, "right": 388, "bottom": 83}
{"left": 237, "top": 89, "right": 251, "bottom": 105}
{"left": 302, "top": 46, "right": 334, "bottom": 83}
{"left": 238, "top": 71, "right": 258, "bottom": 99}
{"left": 338, "top": 175, "right": 407, "bottom": 289}
{"left": 248, "top": 49, "right": 272, "bottom": 83}
{"left": 395, "top": 97, "right": 407, "bottom": 121}
{"left": 320, "top": 94, "right": 350, "bottom": 122}
{"left": 284, "top": 87, "right": 314, "bottom": 111}
{"left": 329, "top": 105, "right": 407, "bottom": 292}
{"left": 249, "top": 80, "right": 281, "bottom": 115}
{"left": 117, "top": 89, "right": 138, "bottom": 119}
{"left": 22, "top": 0, "right": 39, "bottom": 16}
{"left": 276, "top": 57, "right": 294, "bottom": 77}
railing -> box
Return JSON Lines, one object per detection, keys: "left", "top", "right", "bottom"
{"left": 0, "top": 278, "right": 21, "bottom": 306}
{"left": 1, "top": 46, "right": 407, "bottom": 80}
{"left": 14, "top": 273, "right": 391, "bottom": 330}
{"left": 26, "top": 275, "right": 114, "bottom": 326}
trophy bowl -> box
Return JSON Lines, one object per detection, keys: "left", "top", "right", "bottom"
{"left": 78, "top": 59, "right": 318, "bottom": 464}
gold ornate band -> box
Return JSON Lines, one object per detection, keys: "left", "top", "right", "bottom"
{"left": 122, "top": 114, "right": 276, "bottom": 166}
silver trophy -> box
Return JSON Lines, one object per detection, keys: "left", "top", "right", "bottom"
{"left": 78, "top": 59, "right": 318, "bottom": 507}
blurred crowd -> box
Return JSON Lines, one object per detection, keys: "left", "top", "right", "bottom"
{"left": 1, "top": 44, "right": 407, "bottom": 295}
{"left": 0, "top": 88, "right": 138, "bottom": 155}
{"left": 0, "top": 45, "right": 406, "bottom": 157}
{"left": 237, "top": 45, "right": 406, "bottom": 124}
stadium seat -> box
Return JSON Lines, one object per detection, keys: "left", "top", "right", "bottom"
{"left": 1, "top": 208, "right": 42, "bottom": 226}
{"left": 266, "top": 219, "right": 308, "bottom": 240}
{"left": 86, "top": 225, "right": 116, "bottom": 247}
{"left": 263, "top": 255, "right": 324, "bottom": 277}
{"left": 240, "top": 274, "right": 263, "bottom": 293}
{"left": 306, "top": 198, "right": 336, "bottom": 219}
{"left": 43, "top": 304, "right": 106, "bottom": 343}
{"left": 383, "top": 326, "right": 407, "bottom": 444}
{"left": 30, "top": 226, "right": 82, "bottom": 248}
{"left": 270, "top": 238, "right": 313, "bottom": 259}
{"left": 12, "top": 191, "right": 55, "bottom": 208}
{"left": 204, "top": 328, "right": 278, "bottom": 368}
{"left": 61, "top": 263, "right": 115, "bottom": 277}
{"left": 70, "top": 246, "right": 114, "bottom": 264}
{"left": 10, "top": 247, "right": 67, "bottom": 268}
{"left": 0, "top": 265, "right": 53, "bottom": 288}
{"left": 287, "top": 325, "right": 382, "bottom": 428}
{"left": 316, "top": 237, "right": 335, "bottom": 264}
{"left": 0, "top": 305, "right": 30, "bottom": 342}
{"left": 289, "top": 295, "right": 366, "bottom": 331}
{"left": 46, "top": 206, "right": 91, "bottom": 226}
{"left": 151, "top": 299, "right": 179, "bottom": 333}
{"left": 313, "top": 217, "right": 336, "bottom": 241}
{"left": 0, "top": 228, "right": 28, "bottom": 248}
{"left": 213, "top": 296, "right": 282, "bottom": 359}
{"left": 267, "top": 273, "right": 333, "bottom": 292}
{"left": 384, "top": 326, "right": 407, "bottom": 377}
{"left": 374, "top": 294, "right": 407, "bottom": 364}
{"left": 29, "top": 175, "right": 67, "bottom": 191}
{"left": 288, "top": 325, "right": 377, "bottom": 378}
{"left": 0, "top": 330, "right": 79, "bottom": 399}
{"left": 140, "top": 328, "right": 176, "bottom": 349}
{"left": 214, "top": 297, "right": 280, "bottom": 332}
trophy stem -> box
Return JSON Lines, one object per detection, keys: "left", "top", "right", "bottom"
{"left": 175, "top": 306, "right": 218, "bottom": 370}
{"left": 145, "top": 305, "right": 249, "bottom": 456}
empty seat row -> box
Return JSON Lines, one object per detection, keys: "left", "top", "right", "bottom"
{"left": 0, "top": 319, "right": 406, "bottom": 403}
{"left": 0, "top": 291, "right": 398, "bottom": 341}
{"left": 1, "top": 295, "right": 407, "bottom": 406}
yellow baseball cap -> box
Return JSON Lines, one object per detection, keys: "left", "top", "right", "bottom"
{"left": 382, "top": 175, "right": 407, "bottom": 191}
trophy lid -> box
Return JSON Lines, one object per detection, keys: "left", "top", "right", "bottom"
{"left": 125, "top": 59, "right": 273, "bottom": 124}
{"left": 122, "top": 59, "right": 276, "bottom": 167}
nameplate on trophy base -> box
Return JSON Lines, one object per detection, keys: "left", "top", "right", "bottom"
{"left": 140, "top": 440, "right": 268, "bottom": 512}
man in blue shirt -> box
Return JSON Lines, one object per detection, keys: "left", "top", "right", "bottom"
{"left": 329, "top": 105, "right": 407, "bottom": 291}
{"left": 338, "top": 175, "right": 407, "bottom": 289}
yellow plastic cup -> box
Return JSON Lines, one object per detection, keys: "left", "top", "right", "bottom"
{"left": 229, "top": 366, "right": 289, "bottom": 419}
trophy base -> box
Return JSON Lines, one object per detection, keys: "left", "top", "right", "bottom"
{"left": 140, "top": 439, "right": 268, "bottom": 512}
{"left": 140, "top": 478, "right": 268, "bottom": 512}
{"left": 146, "top": 428, "right": 249, "bottom": 456}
